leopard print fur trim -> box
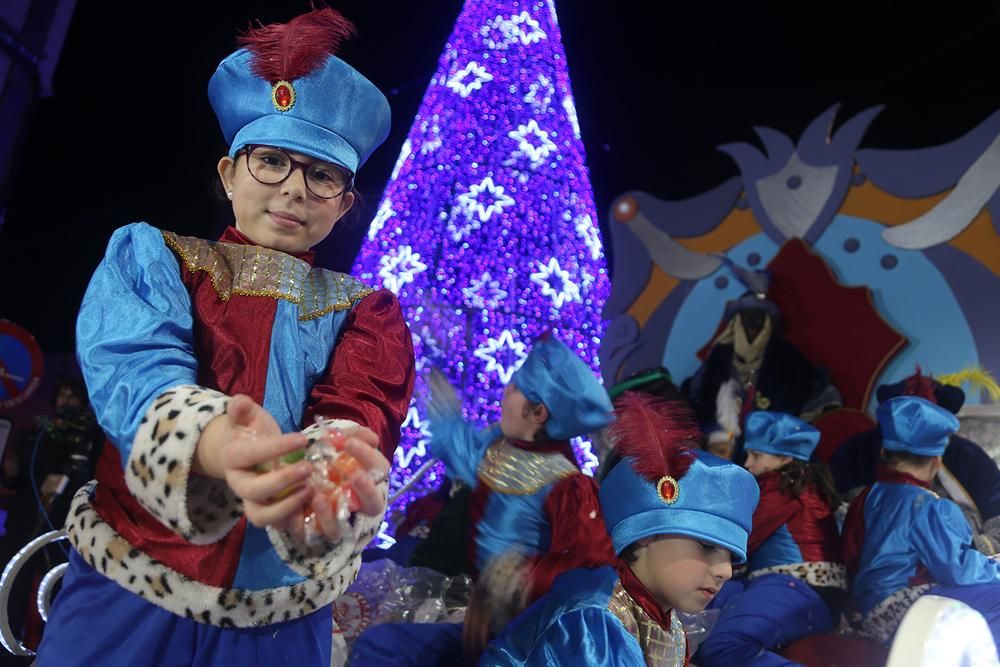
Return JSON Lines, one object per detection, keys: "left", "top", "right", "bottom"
{"left": 267, "top": 419, "right": 386, "bottom": 580}
{"left": 860, "top": 584, "right": 933, "bottom": 644}
{"left": 67, "top": 482, "right": 354, "bottom": 628}
{"left": 748, "top": 561, "right": 847, "bottom": 590}
{"left": 125, "top": 384, "right": 241, "bottom": 545}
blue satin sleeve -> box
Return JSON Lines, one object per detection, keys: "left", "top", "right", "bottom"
{"left": 911, "top": 495, "right": 1000, "bottom": 586}
{"left": 76, "top": 223, "right": 199, "bottom": 465}
{"left": 428, "top": 418, "right": 498, "bottom": 486}
{"left": 481, "top": 607, "right": 645, "bottom": 667}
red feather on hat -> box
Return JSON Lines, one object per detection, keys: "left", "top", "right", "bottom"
{"left": 238, "top": 7, "right": 357, "bottom": 83}
{"left": 902, "top": 365, "right": 937, "bottom": 403}
{"left": 610, "top": 392, "right": 699, "bottom": 484}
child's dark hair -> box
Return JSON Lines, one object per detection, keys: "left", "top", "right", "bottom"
{"left": 882, "top": 449, "right": 936, "bottom": 469}
{"left": 777, "top": 459, "right": 841, "bottom": 510}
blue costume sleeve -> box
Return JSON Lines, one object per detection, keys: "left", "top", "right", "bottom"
{"left": 911, "top": 495, "right": 1000, "bottom": 586}
{"left": 480, "top": 607, "right": 646, "bottom": 667}
{"left": 427, "top": 418, "right": 499, "bottom": 486}
{"left": 76, "top": 223, "right": 199, "bottom": 465}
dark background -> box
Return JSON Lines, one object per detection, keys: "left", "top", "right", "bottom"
{"left": 2, "top": 0, "right": 998, "bottom": 356}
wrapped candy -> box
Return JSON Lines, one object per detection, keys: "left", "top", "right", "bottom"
{"left": 258, "top": 418, "right": 364, "bottom": 544}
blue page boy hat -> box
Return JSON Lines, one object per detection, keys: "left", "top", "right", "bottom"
{"left": 743, "top": 411, "right": 820, "bottom": 462}
{"left": 876, "top": 396, "right": 959, "bottom": 457}
{"left": 599, "top": 394, "right": 760, "bottom": 563}
{"left": 509, "top": 334, "right": 613, "bottom": 440}
{"left": 208, "top": 8, "right": 391, "bottom": 173}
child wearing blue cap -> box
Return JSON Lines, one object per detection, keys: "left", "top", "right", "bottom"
{"left": 348, "top": 334, "right": 616, "bottom": 665}
{"left": 694, "top": 411, "right": 845, "bottom": 667}
{"left": 481, "top": 392, "right": 760, "bottom": 666}
{"left": 842, "top": 396, "right": 1000, "bottom": 647}
{"left": 36, "top": 8, "right": 414, "bottom": 665}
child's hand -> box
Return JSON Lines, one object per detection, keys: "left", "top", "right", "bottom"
{"left": 303, "top": 426, "right": 390, "bottom": 542}
{"left": 213, "top": 395, "right": 314, "bottom": 529}
{"left": 426, "top": 367, "right": 463, "bottom": 422}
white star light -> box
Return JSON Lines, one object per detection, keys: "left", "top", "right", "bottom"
{"left": 531, "top": 257, "right": 581, "bottom": 309}
{"left": 462, "top": 271, "right": 509, "bottom": 310}
{"left": 447, "top": 61, "right": 493, "bottom": 98}
{"left": 378, "top": 245, "right": 427, "bottom": 294}
{"left": 474, "top": 329, "right": 528, "bottom": 384}
{"left": 509, "top": 11, "right": 547, "bottom": 45}
{"left": 446, "top": 210, "right": 481, "bottom": 242}
{"left": 390, "top": 139, "right": 412, "bottom": 182}
{"left": 396, "top": 402, "right": 432, "bottom": 468}
{"left": 368, "top": 198, "right": 395, "bottom": 241}
{"left": 457, "top": 176, "right": 515, "bottom": 222}
{"left": 574, "top": 214, "right": 603, "bottom": 260}
{"left": 523, "top": 74, "right": 554, "bottom": 113}
{"left": 481, "top": 12, "right": 547, "bottom": 50}
{"left": 374, "top": 521, "right": 396, "bottom": 549}
{"left": 508, "top": 119, "right": 557, "bottom": 164}
{"left": 562, "top": 94, "right": 582, "bottom": 139}
{"left": 419, "top": 117, "right": 443, "bottom": 155}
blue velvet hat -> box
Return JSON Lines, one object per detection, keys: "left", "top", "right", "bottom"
{"left": 509, "top": 335, "right": 613, "bottom": 440}
{"left": 743, "top": 411, "right": 820, "bottom": 461}
{"left": 208, "top": 9, "right": 391, "bottom": 173}
{"left": 599, "top": 394, "right": 760, "bottom": 563}
{"left": 876, "top": 396, "right": 959, "bottom": 457}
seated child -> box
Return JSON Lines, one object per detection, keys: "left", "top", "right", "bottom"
{"left": 695, "top": 411, "right": 846, "bottom": 667}
{"left": 348, "top": 334, "right": 616, "bottom": 665}
{"left": 842, "top": 396, "right": 1000, "bottom": 647}
{"left": 481, "top": 392, "right": 760, "bottom": 665}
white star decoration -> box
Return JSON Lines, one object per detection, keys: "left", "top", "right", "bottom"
{"left": 481, "top": 12, "right": 547, "bottom": 50}
{"left": 509, "top": 11, "right": 547, "bottom": 45}
{"left": 368, "top": 198, "right": 395, "bottom": 241}
{"left": 396, "top": 402, "right": 433, "bottom": 468}
{"left": 457, "top": 176, "right": 515, "bottom": 222}
{"left": 463, "top": 271, "right": 509, "bottom": 310}
{"left": 390, "top": 139, "right": 412, "bottom": 182}
{"left": 447, "top": 61, "right": 493, "bottom": 98}
{"left": 508, "top": 119, "right": 557, "bottom": 165}
{"left": 562, "top": 94, "right": 582, "bottom": 139}
{"left": 531, "top": 257, "right": 581, "bottom": 308}
{"left": 574, "top": 214, "right": 603, "bottom": 260}
{"left": 474, "top": 329, "right": 528, "bottom": 384}
{"left": 523, "top": 74, "right": 554, "bottom": 113}
{"left": 378, "top": 245, "right": 427, "bottom": 293}
{"left": 374, "top": 521, "right": 396, "bottom": 550}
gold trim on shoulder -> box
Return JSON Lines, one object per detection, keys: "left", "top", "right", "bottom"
{"left": 476, "top": 439, "right": 579, "bottom": 495}
{"left": 162, "top": 231, "right": 374, "bottom": 320}
{"left": 606, "top": 579, "right": 687, "bottom": 666}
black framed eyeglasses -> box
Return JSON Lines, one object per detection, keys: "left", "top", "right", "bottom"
{"left": 240, "top": 144, "right": 355, "bottom": 200}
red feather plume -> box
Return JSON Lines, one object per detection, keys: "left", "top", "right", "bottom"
{"left": 902, "top": 365, "right": 937, "bottom": 403}
{"left": 238, "top": 7, "right": 357, "bottom": 83}
{"left": 609, "top": 392, "right": 700, "bottom": 484}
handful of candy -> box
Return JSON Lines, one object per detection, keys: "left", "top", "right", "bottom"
{"left": 258, "top": 420, "right": 363, "bottom": 544}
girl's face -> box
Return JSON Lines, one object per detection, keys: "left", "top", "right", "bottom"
{"left": 630, "top": 535, "right": 733, "bottom": 614}
{"left": 743, "top": 449, "right": 792, "bottom": 477}
{"left": 217, "top": 148, "right": 355, "bottom": 254}
{"left": 499, "top": 383, "right": 547, "bottom": 442}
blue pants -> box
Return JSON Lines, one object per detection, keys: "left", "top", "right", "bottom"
{"left": 928, "top": 584, "right": 1000, "bottom": 650}
{"left": 348, "top": 621, "right": 463, "bottom": 666}
{"left": 694, "top": 573, "right": 833, "bottom": 667}
{"left": 36, "top": 550, "right": 332, "bottom": 666}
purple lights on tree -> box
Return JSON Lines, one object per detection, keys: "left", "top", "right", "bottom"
{"left": 354, "top": 0, "right": 610, "bottom": 548}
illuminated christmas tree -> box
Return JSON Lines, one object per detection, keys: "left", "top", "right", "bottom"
{"left": 354, "top": 0, "right": 609, "bottom": 547}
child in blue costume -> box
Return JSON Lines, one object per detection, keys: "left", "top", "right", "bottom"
{"left": 695, "top": 411, "right": 846, "bottom": 667}
{"left": 482, "top": 392, "right": 760, "bottom": 666}
{"left": 349, "top": 334, "right": 616, "bottom": 665}
{"left": 36, "top": 9, "right": 415, "bottom": 666}
{"left": 842, "top": 396, "right": 1000, "bottom": 647}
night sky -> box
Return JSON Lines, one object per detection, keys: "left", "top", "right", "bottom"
{"left": 2, "top": 0, "right": 998, "bottom": 356}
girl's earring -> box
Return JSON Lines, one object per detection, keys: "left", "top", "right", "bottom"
{"left": 226, "top": 191, "right": 233, "bottom": 200}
